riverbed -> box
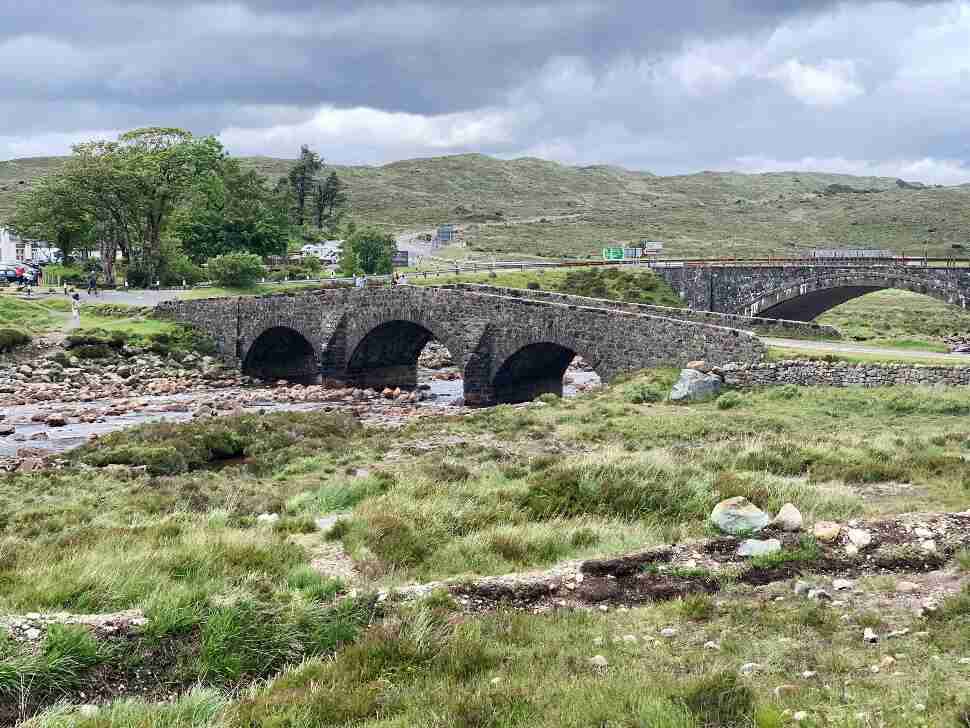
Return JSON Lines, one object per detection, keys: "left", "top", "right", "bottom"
{"left": 0, "top": 366, "right": 601, "bottom": 459}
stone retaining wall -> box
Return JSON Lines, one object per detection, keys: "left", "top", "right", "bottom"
{"left": 447, "top": 284, "right": 841, "bottom": 339}
{"left": 722, "top": 360, "right": 970, "bottom": 388}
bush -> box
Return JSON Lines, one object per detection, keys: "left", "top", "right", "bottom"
{"left": 74, "top": 411, "right": 362, "bottom": 476}
{"left": 0, "top": 328, "right": 30, "bottom": 353}
{"left": 73, "top": 344, "right": 114, "bottom": 360}
{"left": 526, "top": 281, "right": 541, "bottom": 290}
{"left": 626, "top": 382, "right": 663, "bottom": 404}
{"left": 208, "top": 252, "right": 265, "bottom": 288}
{"left": 716, "top": 391, "right": 744, "bottom": 410}
{"left": 160, "top": 243, "right": 205, "bottom": 287}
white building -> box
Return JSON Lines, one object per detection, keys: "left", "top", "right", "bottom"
{"left": 0, "top": 227, "right": 31, "bottom": 263}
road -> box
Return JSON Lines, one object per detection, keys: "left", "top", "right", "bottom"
{"left": 762, "top": 337, "right": 967, "bottom": 362}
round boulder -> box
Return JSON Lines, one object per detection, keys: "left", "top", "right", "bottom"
{"left": 710, "top": 496, "right": 770, "bottom": 535}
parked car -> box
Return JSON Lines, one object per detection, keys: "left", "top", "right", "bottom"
{"left": 0, "top": 265, "right": 21, "bottom": 283}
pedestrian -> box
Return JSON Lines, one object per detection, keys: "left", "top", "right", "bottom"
{"left": 87, "top": 273, "right": 98, "bottom": 297}
{"left": 71, "top": 292, "right": 81, "bottom": 323}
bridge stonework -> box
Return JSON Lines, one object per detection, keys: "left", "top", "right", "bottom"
{"left": 155, "top": 286, "right": 767, "bottom": 406}
{"left": 656, "top": 264, "right": 970, "bottom": 321}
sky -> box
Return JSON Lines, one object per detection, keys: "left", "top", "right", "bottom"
{"left": 1, "top": 1, "right": 970, "bottom": 183}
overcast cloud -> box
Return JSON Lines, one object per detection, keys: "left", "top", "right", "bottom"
{"left": 1, "top": 0, "right": 969, "bottom": 183}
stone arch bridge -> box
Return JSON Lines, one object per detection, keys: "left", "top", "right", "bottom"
{"left": 654, "top": 263, "right": 970, "bottom": 320}
{"left": 155, "top": 285, "right": 771, "bottom": 406}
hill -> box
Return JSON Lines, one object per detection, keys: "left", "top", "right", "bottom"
{"left": 3, "top": 152, "right": 969, "bottom": 259}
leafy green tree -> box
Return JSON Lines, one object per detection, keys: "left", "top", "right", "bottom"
{"left": 10, "top": 172, "right": 94, "bottom": 263}
{"left": 339, "top": 227, "right": 396, "bottom": 276}
{"left": 207, "top": 252, "right": 265, "bottom": 288}
{"left": 287, "top": 145, "right": 322, "bottom": 226}
{"left": 174, "top": 158, "right": 290, "bottom": 263}
{"left": 312, "top": 171, "right": 348, "bottom": 230}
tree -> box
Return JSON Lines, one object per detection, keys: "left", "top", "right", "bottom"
{"left": 174, "top": 158, "right": 291, "bottom": 263}
{"left": 207, "top": 251, "right": 265, "bottom": 288}
{"left": 312, "top": 171, "right": 348, "bottom": 231}
{"left": 112, "top": 128, "right": 224, "bottom": 280}
{"left": 339, "top": 226, "right": 396, "bottom": 276}
{"left": 287, "top": 145, "right": 322, "bottom": 226}
{"left": 10, "top": 173, "right": 94, "bottom": 263}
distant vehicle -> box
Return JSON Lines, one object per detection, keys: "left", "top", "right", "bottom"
{"left": 0, "top": 265, "right": 21, "bottom": 283}
{"left": 0, "top": 264, "right": 37, "bottom": 284}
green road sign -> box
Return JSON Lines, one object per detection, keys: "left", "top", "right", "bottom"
{"left": 602, "top": 247, "right": 624, "bottom": 261}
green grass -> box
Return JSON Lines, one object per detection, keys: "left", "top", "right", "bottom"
{"left": 818, "top": 289, "right": 970, "bottom": 346}
{"left": 7, "top": 153, "right": 970, "bottom": 260}
{"left": 0, "top": 295, "right": 65, "bottom": 334}
{"left": 7, "top": 371, "right": 970, "bottom": 723}
{"left": 767, "top": 346, "right": 966, "bottom": 366}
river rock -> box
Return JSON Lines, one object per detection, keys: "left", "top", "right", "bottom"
{"left": 0, "top": 424, "right": 13, "bottom": 436}
{"left": 813, "top": 521, "right": 842, "bottom": 543}
{"left": 711, "top": 496, "right": 770, "bottom": 535}
{"left": 847, "top": 528, "right": 873, "bottom": 549}
{"left": 738, "top": 538, "right": 782, "bottom": 557}
{"left": 45, "top": 414, "right": 68, "bottom": 427}
{"left": 772, "top": 503, "right": 803, "bottom": 532}
{"left": 670, "top": 368, "right": 722, "bottom": 402}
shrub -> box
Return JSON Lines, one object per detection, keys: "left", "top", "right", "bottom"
{"left": 74, "top": 411, "right": 362, "bottom": 476}
{"left": 626, "top": 382, "right": 663, "bottom": 404}
{"left": 160, "top": 242, "right": 206, "bottom": 287}
{"left": 207, "top": 252, "right": 265, "bottom": 288}
{"left": 716, "top": 391, "right": 744, "bottom": 410}
{"left": 526, "top": 281, "right": 541, "bottom": 290}
{"left": 0, "top": 328, "right": 30, "bottom": 353}
{"left": 83, "top": 444, "right": 188, "bottom": 476}
{"left": 73, "top": 344, "right": 114, "bottom": 359}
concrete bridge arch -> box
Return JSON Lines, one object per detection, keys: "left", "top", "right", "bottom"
{"left": 742, "top": 272, "right": 968, "bottom": 321}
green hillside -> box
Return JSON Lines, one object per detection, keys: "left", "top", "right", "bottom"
{"left": 3, "top": 152, "right": 969, "bottom": 259}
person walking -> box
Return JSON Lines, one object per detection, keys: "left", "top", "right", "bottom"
{"left": 71, "top": 292, "right": 81, "bottom": 323}
{"left": 87, "top": 272, "right": 98, "bottom": 297}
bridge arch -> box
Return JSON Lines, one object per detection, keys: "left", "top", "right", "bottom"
{"left": 243, "top": 326, "right": 319, "bottom": 382}
{"left": 484, "top": 325, "right": 606, "bottom": 404}
{"left": 743, "top": 272, "right": 968, "bottom": 321}
{"left": 339, "top": 306, "right": 468, "bottom": 391}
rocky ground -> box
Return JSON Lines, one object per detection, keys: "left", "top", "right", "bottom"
{"left": 0, "top": 337, "right": 598, "bottom": 473}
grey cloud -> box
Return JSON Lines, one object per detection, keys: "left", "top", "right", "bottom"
{"left": 0, "top": 0, "right": 967, "bottom": 184}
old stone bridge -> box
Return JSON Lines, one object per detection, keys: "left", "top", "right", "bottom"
{"left": 156, "top": 285, "right": 778, "bottom": 405}
{"left": 655, "top": 262, "right": 970, "bottom": 320}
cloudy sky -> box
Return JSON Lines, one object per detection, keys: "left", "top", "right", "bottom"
{"left": 2, "top": 1, "right": 969, "bottom": 183}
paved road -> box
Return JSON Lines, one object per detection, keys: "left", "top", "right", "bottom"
{"left": 762, "top": 337, "right": 968, "bottom": 362}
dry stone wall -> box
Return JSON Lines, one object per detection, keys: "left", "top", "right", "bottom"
{"left": 722, "top": 360, "right": 970, "bottom": 388}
